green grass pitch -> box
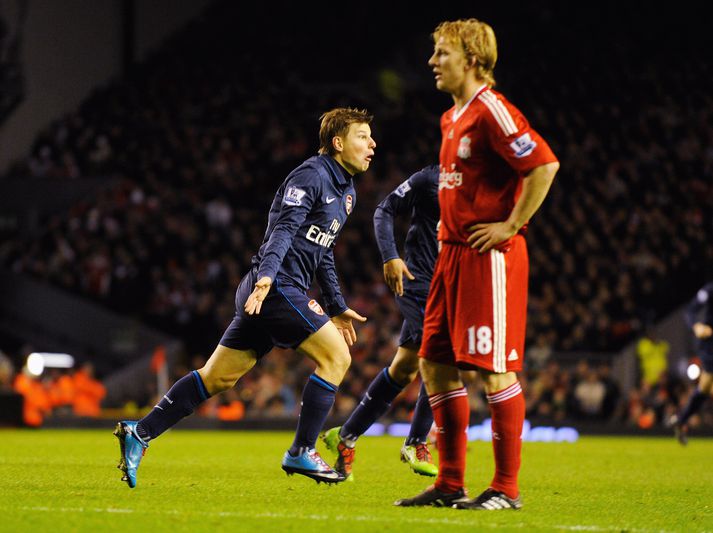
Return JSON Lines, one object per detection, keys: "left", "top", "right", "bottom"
{"left": 0, "top": 429, "right": 711, "bottom": 532}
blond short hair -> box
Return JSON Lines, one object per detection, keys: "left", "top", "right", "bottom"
{"left": 318, "top": 108, "right": 373, "bottom": 156}
{"left": 433, "top": 19, "right": 498, "bottom": 87}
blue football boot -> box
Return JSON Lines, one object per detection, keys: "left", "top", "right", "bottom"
{"left": 281, "top": 448, "right": 346, "bottom": 484}
{"left": 114, "top": 421, "right": 148, "bottom": 488}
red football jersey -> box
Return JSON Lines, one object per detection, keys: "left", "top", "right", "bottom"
{"left": 438, "top": 85, "right": 558, "bottom": 245}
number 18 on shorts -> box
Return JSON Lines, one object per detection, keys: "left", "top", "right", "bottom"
{"left": 419, "top": 237, "right": 529, "bottom": 373}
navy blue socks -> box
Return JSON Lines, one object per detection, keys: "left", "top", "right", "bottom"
{"left": 288, "top": 374, "right": 338, "bottom": 456}
{"left": 405, "top": 382, "right": 434, "bottom": 445}
{"left": 679, "top": 389, "right": 709, "bottom": 425}
{"left": 136, "top": 370, "right": 210, "bottom": 440}
{"left": 340, "top": 367, "right": 404, "bottom": 444}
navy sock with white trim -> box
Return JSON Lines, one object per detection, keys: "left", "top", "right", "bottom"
{"left": 288, "top": 374, "right": 338, "bottom": 456}
{"left": 340, "top": 367, "right": 404, "bottom": 444}
{"left": 137, "top": 370, "right": 210, "bottom": 440}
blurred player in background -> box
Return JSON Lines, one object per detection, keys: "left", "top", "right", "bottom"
{"left": 115, "top": 108, "right": 375, "bottom": 488}
{"left": 396, "top": 19, "right": 559, "bottom": 510}
{"left": 669, "top": 281, "right": 713, "bottom": 444}
{"left": 323, "top": 165, "right": 439, "bottom": 480}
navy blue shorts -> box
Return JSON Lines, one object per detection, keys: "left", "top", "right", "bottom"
{"left": 220, "top": 269, "right": 330, "bottom": 357}
{"left": 395, "top": 283, "right": 429, "bottom": 348}
{"left": 702, "top": 357, "right": 713, "bottom": 373}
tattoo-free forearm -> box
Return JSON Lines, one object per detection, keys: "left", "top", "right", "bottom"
{"left": 505, "top": 162, "right": 559, "bottom": 231}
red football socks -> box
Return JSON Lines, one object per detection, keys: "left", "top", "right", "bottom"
{"left": 429, "top": 387, "right": 469, "bottom": 493}
{"left": 487, "top": 381, "right": 525, "bottom": 499}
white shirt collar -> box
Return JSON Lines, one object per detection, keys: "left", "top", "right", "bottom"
{"left": 452, "top": 84, "right": 488, "bottom": 122}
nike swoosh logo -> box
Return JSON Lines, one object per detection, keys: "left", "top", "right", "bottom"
{"left": 325, "top": 196, "right": 336, "bottom": 204}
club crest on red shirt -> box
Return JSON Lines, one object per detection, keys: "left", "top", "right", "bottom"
{"left": 457, "top": 136, "right": 472, "bottom": 159}
{"left": 308, "top": 299, "right": 325, "bottom": 315}
{"left": 345, "top": 194, "right": 353, "bottom": 215}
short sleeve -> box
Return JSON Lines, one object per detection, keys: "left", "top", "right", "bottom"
{"left": 480, "top": 95, "right": 558, "bottom": 174}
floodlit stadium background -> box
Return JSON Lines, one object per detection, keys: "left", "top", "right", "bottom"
{"left": 0, "top": 0, "right": 711, "bottom": 438}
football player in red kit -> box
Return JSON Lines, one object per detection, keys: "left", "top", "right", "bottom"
{"left": 395, "top": 19, "right": 559, "bottom": 510}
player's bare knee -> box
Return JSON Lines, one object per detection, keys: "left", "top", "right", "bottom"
{"left": 389, "top": 347, "right": 419, "bottom": 384}
{"left": 198, "top": 369, "right": 235, "bottom": 395}
{"left": 419, "top": 358, "right": 462, "bottom": 394}
{"left": 315, "top": 346, "right": 351, "bottom": 382}
{"left": 418, "top": 358, "right": 437, "bottom": 384}
{"left": 199, "top": 358, "right": 254, "bottom": 395}
{"left": 390, "top": 360, "right": 418, "bottom": 385}
{"left": 330, "top": 347, "right": 352, "bottom": 378}
{"left": 699, "top": 372, "right": 713, "bottom": 394}
{"left": 479, "top": 370, "right": 517, "bottom": 394}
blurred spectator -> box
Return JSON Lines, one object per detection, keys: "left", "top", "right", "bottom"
{"left": 0, "top": 351, "right": 14, "bottom": 392}
{"left": 13, "top": 367, "right": 51, "bottom": 427}
{"left": 597, "top": 364, "right": 621, "bottom": 420}
{"left": 72, "top": 362, "right": 106, "bottom": 417}
{"left": 47, "top": 369, "right": 75, "bottom": 414}
{"left": 636, "top": 329, "right": 670, "bottom": 386}
{"left": 525, "top": 361, "right": 569, "bottom": 421}
{"left": 213, "top": 389, "right": 245, "bottom": 422}
{"left": 573, "top": 368, "right": 606, "bottom": 419}
{"left": 525, "top": 334, "right": 552, "bottom": 371}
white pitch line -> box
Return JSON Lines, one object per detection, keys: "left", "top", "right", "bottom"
{"left": 16, "top": 506, "right": 678, "bottom": 533}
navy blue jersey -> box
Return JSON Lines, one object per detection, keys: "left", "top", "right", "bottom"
{"left": 686, "top": 282, "right": 713, "bottom": 358}
{"left": 373, "top": 165, "right": 439, "bottom": 288}
{"left": 252, "top": 155, "right": 355, "bottom": 316}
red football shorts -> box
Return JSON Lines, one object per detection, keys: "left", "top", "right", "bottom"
{"left": 419, "top": 236, "right": 528, "bottom": 373}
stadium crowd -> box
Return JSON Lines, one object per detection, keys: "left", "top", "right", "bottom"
{"left": 2, "top": 344, "right": 708, "bottom": 432}
{"left": 0, "top": 350, "right": 105, "bottom": 426}
{"left": 0, "top": 4, "right": 711, "bottom": 429}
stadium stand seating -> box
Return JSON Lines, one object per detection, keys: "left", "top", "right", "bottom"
{"left": 1, "top": 2, "right": 711, "bottom": 429}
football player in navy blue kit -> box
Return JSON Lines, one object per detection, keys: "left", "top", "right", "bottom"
{"left": 114, "top": 108, "right": 375, "bottom": 487}
{"left": 670, "top": 281, "right": 713, "bottom": 444}
{"left": 323, "top": 165, "right": 440, "bottom": 481}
